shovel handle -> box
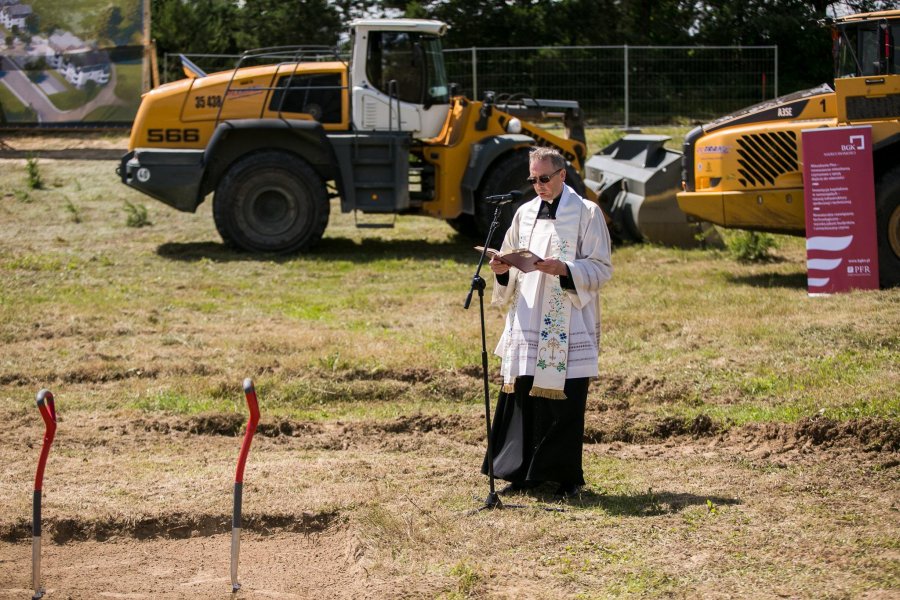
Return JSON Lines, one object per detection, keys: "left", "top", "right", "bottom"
{"left": 231, "top": 378, "right": 260, "bottom": 593}
{"left": 33, "top": 389, "right": 56, "bottom": 600}
{"left": 234, "top": 379, "right": 260, "bottom": 484}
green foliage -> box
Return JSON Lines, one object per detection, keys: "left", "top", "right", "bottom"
{"left": 123, "top": 199, "right": 150, "bottom": 227}
{"left": 25, "top": 156, "right": 43, "bottom": 190}
{"left": 14, "top": 189, "right": 33, "bottom": 203}
{"left": 151, "top": 0, "right": 342, "bottom": 81}
{"left": 690, "top": 0, "right": 832, "bottom": 93}
{"left": 724, "top": 229, "right": 778, "bottom": 262}
{"left": 445, "top": 561, "right": 481, "bottom": 598}
{"left": 149, "top": 0, "right": 856, "bottom": 115}
{"left": 64, "top": 197, "right": 83, "bottom": 224}
{"left": 233, "top": 0, "right": 342, "bottom": 49}
{"left": 24, "top": 57, "right": 47, "bottom": 83}
{"left": 25, "top": 13, "right": 40, "bottom": 34}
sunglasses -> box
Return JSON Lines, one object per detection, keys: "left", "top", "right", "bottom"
{"left": 526, "top": 168, "right": 563, "bottom": 185}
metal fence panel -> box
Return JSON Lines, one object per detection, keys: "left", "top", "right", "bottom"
{"left": 444, "top": 45, "right": 777, "bottom": 127}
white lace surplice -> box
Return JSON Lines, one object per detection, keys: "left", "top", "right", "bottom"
{"left": 492, "top": 185, "right": 613, "bottom": 383}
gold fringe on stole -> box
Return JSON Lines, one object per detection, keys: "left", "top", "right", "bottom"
{"left": 501, "top": 383, "right": 516, "bottom": 394}
{"left": 529, "top": 386, "right": 567, "bottom": 400}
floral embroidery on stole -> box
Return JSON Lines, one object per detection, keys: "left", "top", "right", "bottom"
{"left": 500, "top": 192, "right": 581, "bottom": 400}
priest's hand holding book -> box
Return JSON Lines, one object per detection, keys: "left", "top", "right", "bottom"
{"left": 478, "top": 246, "right": 568, "bottom": 276}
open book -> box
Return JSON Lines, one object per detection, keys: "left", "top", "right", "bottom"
{"left": 475, "top": 246, "right": 544, "bottom": 273}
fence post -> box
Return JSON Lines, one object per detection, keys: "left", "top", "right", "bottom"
{"left": 472, "top": 47, "right": 478, "bottom": 101}
{"left": 163, "top": 53, "right": 168, "bottom": 84}
{"left": 774, "top": 45, "right": 778, "bottom": 99}
{"left": 623, "top": 45, "right": 629, "bottom": 129}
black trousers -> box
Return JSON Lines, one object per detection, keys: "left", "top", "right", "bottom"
{"left": 481, "top": 376, "right": 589, "bottom": 486}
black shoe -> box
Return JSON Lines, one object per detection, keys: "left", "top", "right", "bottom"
{"left": 498, "top": 480, "right": 541, "bottom": 494}
{"left": 554, "top": 482, "right": 581, "bottom": 497}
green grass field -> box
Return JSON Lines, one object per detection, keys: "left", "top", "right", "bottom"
{"left": 0, "top": 153, "right": 896, "bottom": 424}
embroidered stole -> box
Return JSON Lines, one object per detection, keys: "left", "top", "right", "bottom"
{"left": 501, "top": 191, "right": 581, "bottom": 400}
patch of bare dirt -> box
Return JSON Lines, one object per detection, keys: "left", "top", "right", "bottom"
{"left": 0, "top": 510, "right": 338, "bottom": 544}
{"left": 596, "top": 374, "right": 692, "bottom": 404}
{"left": 585, "top": 411, "right": 898, "bottom": 453}
{"left": 584, "top": 412, "right": 717, "bottom": 444}
{"left": 130, "top": 412, "right": 477, "bottom": 439}
{"left": 0, "top": 405, "right": 896, "bottom": 599}
{"left": 730, "top": 416, "right": 900, "bottom": 453}
{"left": 0, "top": 131, "right": 128, "bottom": 160}
{"left": 0, "top": 528, "right": 378, "bottom": 599}
{"left": 129, "top": 414, "right": 326, "bottom": 438}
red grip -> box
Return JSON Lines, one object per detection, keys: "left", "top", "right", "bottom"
{"left": 234, "top": 379, "right": 260, "bottom": 484}
{"left": 34, "top": 390, "right": 57, "bottom": 492}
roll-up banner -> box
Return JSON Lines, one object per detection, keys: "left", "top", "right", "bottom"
{"left": 801, "top": 125, "right": 880, "bottom": 295}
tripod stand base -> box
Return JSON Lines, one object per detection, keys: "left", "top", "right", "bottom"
{"left": 468, "top": 492, "right": 529, "bottom": 514}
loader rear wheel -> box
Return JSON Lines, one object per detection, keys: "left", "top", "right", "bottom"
{"left": 875, "top": 166, "right": 900, "bottom": 288}
{"left": 475, "top": 149, "right": 587, "bottom": 248}
{"left": 213, "top": 151, "right": 329, "bottom": 253}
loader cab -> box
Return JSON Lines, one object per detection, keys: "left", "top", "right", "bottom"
{"left": 831, "top": 10, "right": 900, "bottom": 124}
{"left": 349, "top": 19, "right": 451, "bottom": 138}
{"left": 834, "top": 10, "right": 899, "bottom": 77}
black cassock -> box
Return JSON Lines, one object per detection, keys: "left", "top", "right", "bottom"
{"left": 481, "top": 375, "right": 588, "bottom": 486}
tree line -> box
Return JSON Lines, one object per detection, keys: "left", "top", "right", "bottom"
{"left": 151, "top": 0, "right": 895, "bottom": 96}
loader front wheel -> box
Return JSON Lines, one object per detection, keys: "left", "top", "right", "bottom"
{"left": 213, "top": 151, "right": 329, "bottom": 253}
{"left": 876, "top": 165, "right": 900, "bottom": 288}
{"left": 447, "top": 213, "right": 479, "bottom": 238}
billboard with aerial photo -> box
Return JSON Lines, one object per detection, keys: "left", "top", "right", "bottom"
{"left": 0, "top": 0, "right": 146, "bottom": 126}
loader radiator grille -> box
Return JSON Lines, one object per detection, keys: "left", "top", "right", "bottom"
{"left": 845, "top": 93, "right": 900, "bottom": 121}
{"left": 736, "top": 131, "right": 798, "bottom": 188}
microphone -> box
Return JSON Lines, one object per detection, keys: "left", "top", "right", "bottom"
{"left": 484, "top": 190, "right": 524, "bottom": 204}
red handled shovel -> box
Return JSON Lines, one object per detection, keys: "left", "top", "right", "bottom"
{"left": 231, "top": 378, "right": 260, "bottom": 592}
{"left": 32, "top": 389, "right": 57, "bottom": 600}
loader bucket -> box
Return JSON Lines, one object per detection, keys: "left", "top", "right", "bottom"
{"left": 584, "top": 134, "right": 718, "bottom": 248}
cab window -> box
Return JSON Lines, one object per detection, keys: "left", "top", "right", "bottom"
{"left": 269, "top": 73, "right": 343, "bottom": 123}
{"left": 366, "top": 31, "right": 423, "bottom": 104}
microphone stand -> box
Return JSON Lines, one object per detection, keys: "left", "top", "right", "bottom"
{"left": 464, "top": 201, "right": 515, "bottom": 512}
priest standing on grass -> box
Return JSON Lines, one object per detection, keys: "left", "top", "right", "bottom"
{"left": 482, "top": 147, "right": 613, "bottom": 498}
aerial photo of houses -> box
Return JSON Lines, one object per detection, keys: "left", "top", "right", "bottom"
{"left": 0, "top": 0, "right": 144, "bottom": 125}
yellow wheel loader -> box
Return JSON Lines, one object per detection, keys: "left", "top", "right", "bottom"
{"left": 676, "top": 9, "right": 900, "bottom": 287}
{"left": 118, "top": 19, "right": 588, "bottom": 252}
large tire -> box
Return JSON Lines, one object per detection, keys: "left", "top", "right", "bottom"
{"left": 213, "top": 151, "right": 329, "bottom": 253}
{"left": 446, "top": 213, "right": 479, "bottom": 238}
{"left": 475, "top": 149, "right": 587, "bottom": 248}
{"left": 876, "top": 166, "right": 900, "bottom": 288}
